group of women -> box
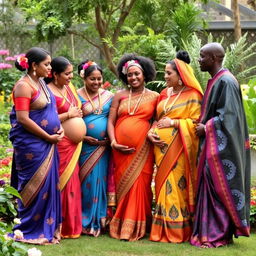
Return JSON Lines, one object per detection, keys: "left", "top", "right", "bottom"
{"left": 9, "top": 47, "right": 203, "bottom": 245}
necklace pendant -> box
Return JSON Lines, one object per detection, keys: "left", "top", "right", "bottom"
{"left": 94, "top": 109, "right": 102, "bottom": 115}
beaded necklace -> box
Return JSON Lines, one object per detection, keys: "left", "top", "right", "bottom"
{"left": 83, "top": 86, "right": 102, "bottom": 114}
{"left": 27, "top": 74, "right": 51, "bottom": 103}
{"left": 163, "top": 86, "right": 185, "bottom": 114}
{"left": 55, "top": 85, "right": 76, "bottom": 107}
{"left": 128, "top": 87, "right": 145, "bottom": 115}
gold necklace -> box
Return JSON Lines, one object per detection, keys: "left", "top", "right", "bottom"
{"left": 55, "top": 84, "right": 76, "bottom": 107}
{"left": 128, "top": 87, "right": 146, "bottom": 115}
{"left": 83, "top": 86, "right": 102, "bottom": 114}
{"left": 163, "top": 86, "right": 185, "bottom": 114}
{"left": 26, "top": 74, "right": 51, "bottom": 103}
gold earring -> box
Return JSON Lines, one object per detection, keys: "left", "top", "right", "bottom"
{"left": 127, "top": 84, "right": 131, "bottom": 88}
{"left": 178, "top": 79, "right": 182, "bottom": 86}
{"left": 33, "top": 69, "right": 36, "bottom": 76}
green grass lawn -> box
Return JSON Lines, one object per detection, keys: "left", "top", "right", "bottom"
{"left": 31, "top": 233, "right": 256, "bottom": 256}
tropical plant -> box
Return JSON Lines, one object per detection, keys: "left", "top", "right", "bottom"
{"left": 183, "top": 33, "right": 256, "bottom": 90}
{"left": 242, "top": 79, "right": 256, "bottom": 134}
{"left": 167, "top": 2, "right": 207, "bottom": 49}
{"left": 224, "top": 33, "right": 256, "bottom": 83}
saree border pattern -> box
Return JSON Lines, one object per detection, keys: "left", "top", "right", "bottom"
{"left": 79, "top": 145, "right": 106, "bottom": 183}
{"left": 116, "top": 140, "right": 151, "bottom": 203}
{"left": 20, "top": 144, "right": 55, "bottom": 208}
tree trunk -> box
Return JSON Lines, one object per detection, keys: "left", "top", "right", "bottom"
{"left": 232, "top": 0, "right": 241, "bottom": 42}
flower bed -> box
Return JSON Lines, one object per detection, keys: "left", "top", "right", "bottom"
{"left": 251, "top": 186, "right": 256, "bottom": 231}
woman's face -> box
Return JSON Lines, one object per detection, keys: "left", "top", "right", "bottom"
{"left": 164, "top": 63, "right": 179, "bottom": 88}
{"left": 127, "top": 66, "right": 145, "bottom": 89}
{"left": 55, "top": 64, "right": 73, "bottom": 87}
{"left": 84, "top": 69, "right": 103, "bottom": 94}
{"left": 34, "top": 55, "right": 52, "bottom": 78}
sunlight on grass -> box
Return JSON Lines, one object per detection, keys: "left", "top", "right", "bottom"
{"left": 30, "top": 233, "right": 256, "bottom": 256}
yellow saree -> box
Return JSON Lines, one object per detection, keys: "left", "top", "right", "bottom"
{"left": 150, "top": 59, "right": 203, "bottom": 243}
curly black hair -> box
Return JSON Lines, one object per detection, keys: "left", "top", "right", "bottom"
{"left": 116, "top": 53, "right": 156, "bottom": 85}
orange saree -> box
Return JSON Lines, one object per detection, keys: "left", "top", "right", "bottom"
{"left": 109, "top": 90, "right": 158, "bottom": 241}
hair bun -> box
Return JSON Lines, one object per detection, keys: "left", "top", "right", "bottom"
{"left": 15, "top": 59, "right": 27, "bottom": 72}
{"left": 176, "top": 50, "right": 190, "bottom": 64}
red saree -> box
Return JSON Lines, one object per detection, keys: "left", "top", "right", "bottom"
{"left": 109, "top": 90, "right": 158, "bottom": 241}
{"left": 55, "top": 83, "right": 83, "bottom": 238}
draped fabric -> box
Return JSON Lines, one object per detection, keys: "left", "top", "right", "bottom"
{"left": 79, "top": 89, "right": 113, "bottom": 237}
{"left": 190, "top": 69, "right": 251, "bottom": 248}
{"left": 9, "top": 78, "right": 61, "bottom": 244}
{"left": 109, "top": 90, "right": 158, "bottom": 241}
{"left": 150, "top": 87, "right": 202, "bottom": 243}
{"left": 53, "top": 83, "right": 82, "bottom": 238}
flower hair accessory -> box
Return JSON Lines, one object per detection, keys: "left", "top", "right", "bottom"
{"left": 122, "top": 60, "right": 143, "bottom": 75}
{"left": 17, "top": 55, "right": 29, "bottom": 69}
{"left": 80, "top": 61, "right": 97, "bottom": 77}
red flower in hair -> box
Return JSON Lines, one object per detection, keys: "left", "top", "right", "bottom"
{"left": 17, "top": 56, "right": 29, "bottom": 69}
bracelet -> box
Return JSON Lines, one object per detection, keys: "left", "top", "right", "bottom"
{"left": 110, "top": 139, "right": 116, "bottom": 148}
{"left": 174, "top": 119, "right": 179, "bottom": 128}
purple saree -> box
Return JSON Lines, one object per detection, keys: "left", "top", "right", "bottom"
{"left": 190, "top": 69, "right": 251, "bottom": 247}
{"left": 9, "top": 79, "right": 62, "bottom": 244}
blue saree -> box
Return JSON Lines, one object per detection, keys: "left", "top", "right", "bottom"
{"left": 79, "top": 89, "right": 113, "bottom": 237}
{"left": 9, "top": 78, "right": 62, "bottom": 244}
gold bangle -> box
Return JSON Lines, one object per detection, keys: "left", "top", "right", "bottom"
{"left": 111, "top": 139, "right": 116, "bottom": 147}
{"left": 170, "top": 119, "right": 174, "bottom": 127}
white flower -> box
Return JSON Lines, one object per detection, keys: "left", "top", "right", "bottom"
{"left": 0, "top": 188, "right": 4, "bottom": 192}
{"left": 243, "top": 95, "right": 248, "bottom": 100}
{"left": 27, "top": 247, "right": 42, "bottom": 256}
{"left": 3, "top": 234, "right": 11, "bottom": 240}
{"left": 13, "top": 218, "right": 21, "bottom": 224}
{"left": 13, "top": 229, "right": 24, "bottom": 240}
{"left": 241, "top": 84, "right": 249, "bottom": 91}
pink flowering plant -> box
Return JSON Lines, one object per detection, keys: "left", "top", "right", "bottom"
{"left": 251, "top": 186, "right": 256, "bottom": 228}
{"left": 0, "top": 49, "right": 21, "bottom": 102}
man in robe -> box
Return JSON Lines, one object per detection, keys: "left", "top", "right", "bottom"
{"left": 191, "top": 42, "right": 251, "bottom": 248}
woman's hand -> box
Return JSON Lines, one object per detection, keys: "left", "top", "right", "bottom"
{"left": 147, "top": 131, "right": 167, "bottom": 149}
{"left": 83, "top": 136, "right": 100, "bottom": 145}
{"left": 157, "top": 117, "right": 173, "bottom": 129}
{"left": 84, "top": 136, "right": 110, "bottom": 146}
{"left": 98, "top": 138, "right": 110, "bottom": 146}
{"left": 47, "top": 134, "right": 63, "bottom": 144}
{"left": 195, "top": 123, "right": 206, "bottom": 137}
{"left": 68, "top": 106, "right": 83, "bottom": 118}
{"left": 112, "top": 142, "right": 136, "bottom": 154}
{"left": 57, "top": 126, "right": 65, "bottom": 140}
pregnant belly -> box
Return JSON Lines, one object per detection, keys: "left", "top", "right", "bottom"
{"left": 62, "top": 117, "right": 87, "bottom": 143}
{"left": 115, "top": 118, "right": 149, "bottom": 148}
